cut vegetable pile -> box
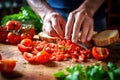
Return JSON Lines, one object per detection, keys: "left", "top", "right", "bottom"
{"left": 18, "top": 39, "right": 91, "bottom": 64}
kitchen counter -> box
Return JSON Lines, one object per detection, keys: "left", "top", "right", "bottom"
{"left": 0, "top": 39, "right": 120, "bottom": 80}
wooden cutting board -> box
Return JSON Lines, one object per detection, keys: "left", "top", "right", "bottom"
{"left": 0, "top": 39, "right": 120, "bottom": 80}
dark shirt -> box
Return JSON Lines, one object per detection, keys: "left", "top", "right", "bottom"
{"left": 46, "top": 0, "right": 106, "bottom": 20}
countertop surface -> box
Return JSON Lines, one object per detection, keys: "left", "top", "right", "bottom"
{"left": 0, "top": 39, "right": 120, "bottom": 80}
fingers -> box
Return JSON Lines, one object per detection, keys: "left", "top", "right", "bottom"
{"left": 43, "top": 12, "right": 66, "bottom": 38}
{"left": 65, "top": 11, "right": 94, "bottom": 43}
{"left": 72, "top": 12, "right": 84, "bottom": 43}
{"left": 65, "top": 12, "right": 75, "bottom": 39}
{"left": 42, "top": 21, "right": 58, "bottom": 37}
{"left": 51, "top": 16, "right": 65, "bottom": 38}
{"left": 80, "top": 15, "right": 94, "bottom": 43}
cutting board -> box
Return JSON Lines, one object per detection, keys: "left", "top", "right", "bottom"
{"left": 0, "top": 39, "right": 120, "bottom": 80}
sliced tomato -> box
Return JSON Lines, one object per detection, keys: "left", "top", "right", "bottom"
{"left": 23, "top": 52, "right": 36, "bottom": 64}
{"left": 18, "top": 39, "right": 33, "bottom": 53}
{"left": 6, "top": 20, "right": 21, "bottom": 30}
{"left": 35, "top": 50, "right": 51, "bottom": 63}
{"left": 18, "top": 44, "right": 33, "bottom": 53}
{"left": 0, "top": 59, "right": 16, "bottom": 72}
{"left": 92, "top": 47, "right": 109, "bottom": 60}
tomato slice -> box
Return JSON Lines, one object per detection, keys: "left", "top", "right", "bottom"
{"left": 23, "top": 52, "right": 36, "bottom": 64}
{"left": 0, "top": 59, "right": 16, "bottom": 72}
{"left": 92, "top": 47, "right": 109, "bottom": 60}
{"left": 35, "top": 50, "right": 51, "bottom": 64}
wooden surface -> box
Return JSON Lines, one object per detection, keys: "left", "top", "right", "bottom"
{"left": 0, "top": 39, "right": 120, "bottom": 80}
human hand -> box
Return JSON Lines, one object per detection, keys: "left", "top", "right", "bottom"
{"left": 65, "top": 9, "right": 94, "bottom": 43}
{"left": 42, "top": 12, "right": 66, "bottom": 38}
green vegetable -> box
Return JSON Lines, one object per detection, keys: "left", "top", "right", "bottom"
{"left": 1, "top": 6, "right": 43, "bottom": 34}
{"left": 54, "top": 62, "right": 120, "bottom": 80}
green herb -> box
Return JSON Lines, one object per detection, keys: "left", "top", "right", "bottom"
{"left": 1, "top": 6, "right": 43, "bottom": 34}
{"left": 54, "top": 62, "right": 120, "bottom": 80}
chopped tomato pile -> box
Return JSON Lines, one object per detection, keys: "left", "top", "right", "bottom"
{"left": 0, "top": 54, "right": 16, "bottom": 72}
{"left": 0, "top": 20, "right": 35, "bottom": 44}
{"left": 18, "top": 39, "right": 91, "bottom": 64}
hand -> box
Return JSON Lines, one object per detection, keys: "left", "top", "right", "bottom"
{"left": 65, "top": 9, "right": 94, "bottom": 43}
{"left": 42, "top": 12, "right": 66, "bottom": 38}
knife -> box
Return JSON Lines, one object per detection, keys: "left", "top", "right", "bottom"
{"left": 77, "top": 41, "right": 88, "bottom": 50}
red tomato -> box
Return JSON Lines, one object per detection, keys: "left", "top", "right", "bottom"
{"left": 18, "top": 44, "right": 33, "bottom": 53}
{"left": 6, "top": 20, "right": 21, "bottom": 30}
{"left": 92, "top": 47, "right": 109, "bottom": 60}
{"left": 35, "top": 50, "right": 51, "bottom": 63}
{"left": 20, "top": 27, "right": 35, "bottom": 40}
{"left": 21, "top": 33, "right": 32, "bottom": 40}
{"left": 7, "top": 32, "right": 21, "bottom": 44}
{"left": 18, "top": 39, "right": 33, "bottom": 53}
{"left": 23, "top": 52, "right": 36, "bottom": 63}
{"left": 0, "top": 29, "right": 8, "bottom": 43}
{"left": 20, "top": 39, "right": 33, "bottom": 47}
{"left": 0, "top": 59, "right": 16, "bottom": 72}
{"left": 29, "top": 28, "right": 35, "bottom": 36}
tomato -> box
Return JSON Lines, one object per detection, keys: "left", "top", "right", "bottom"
{"left": 6, "top": 20, "right": 21, "bottom": 30}
{"left": 18, "top": 39, "right": 33, "bottom": 53}
{"left": 35, "top": 50, "right": 51, "bottom": 63}
{"left": 7, "top": 32, "right": 21, "bottom": 44}
{"left": 23, "top": 50, "right": 51, "bottom": 64}
{"left": 18, "top": 44, "right": 33, "bottom": 53}
{"left": 0, "top": 30, "right": 8, "bottom": 43}
{"left": 21, "top": 33, "right": 32, "bottom": 40}
{"left": 0, "top": 26, "right": 8, "bottom": 43}
{"left": 0, "top": 59, "right": 16, "bottom": 72}
{"left": 20, "top": 38, "right": 33, "bottom": 47}
{"left": 23, "top": 52, "right": 36, "bottom": 63}
{"left": 92, "top": 47, "right": 109, "bottom": 60}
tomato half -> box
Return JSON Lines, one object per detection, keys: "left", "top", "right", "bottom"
{"left": 18, "top": 39, "right": 33, "bottom": 53}
{"left": 6, "top": 20, "right": 21, "bottom": 30}
{"left": 0, "top": 59, "right": 16, "bottom": 72}
{"left": 35, "top": 50, "right": 51, "bottom": 63}
{"left": 92, "top": 47, "right": 109, "bottom": 60}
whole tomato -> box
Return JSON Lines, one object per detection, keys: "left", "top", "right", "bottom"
{"left": 18, "top": 39, "right": 33, "bottom": 53}
{"left": 92, "top": 46, "right": 109, "bottom": 60}
{"left": 0, "top": 26, "right": 8, "bottom": 43}
{"left": 6, "top": 20, "right": 21, "bottom": 30}
{"left": 21, "top": 33, "right": 33, "bottom": 40}
{"left": 20, "top": 26, "right": 35, "bottom": 40}
{"left": 7, "top": 32, "right": 21, "bottom": 44}
{"left": 0, "top": 59, "right": 16, "bottom": 72}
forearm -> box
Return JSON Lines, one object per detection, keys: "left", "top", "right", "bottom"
{"left": 78, "top": 0, "right": 105, "bottom": 17}
{"left": 26, "top": 0, "right": 55, "bottom": 20}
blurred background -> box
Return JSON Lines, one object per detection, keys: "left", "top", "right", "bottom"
{"left": 0, "top": 0, "right": 120, "bottom": 28}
